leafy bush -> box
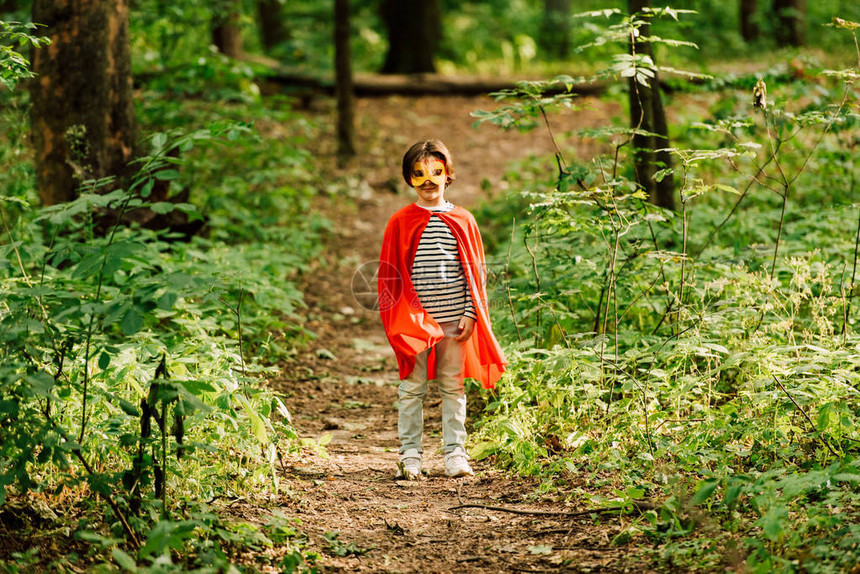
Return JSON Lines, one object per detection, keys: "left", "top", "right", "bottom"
{"left": 471, "top": 12, "right": 860, "bottom": 572}
{"left": 0, "top": 29, "right": 326, "bottom": 568}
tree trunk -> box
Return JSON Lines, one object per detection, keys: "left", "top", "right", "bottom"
{"left": 539, "top": 0, "right": 571, "bottom": 59}
{"left": 740, "top": 0, "right": 760, "bottom": 42}
{"left": 772, "top": 0, "right": 805, "bottom": 47}
{"left": 335, "top": 0, "right": 355, "bottom": 162}
{"left": 0, "top": 0, "right": 20, "bottom": 13}
{"left": 257, "top": 0, "right": 287, "bottom": 53}
{"left": 627, "top": 0, "right": 675, "bottom": 210}
{"left": 30, "top": 0, "right": 139, "bottom": 206}
{"left": 379, "top": 0, "right": 441, "bottom": 74}
{"left": 212, "top": 0, "right": 243, "bottom": 58}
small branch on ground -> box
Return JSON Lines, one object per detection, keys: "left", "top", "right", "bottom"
{"left": 447, "top": 501, "right": 658, "bottom": 518}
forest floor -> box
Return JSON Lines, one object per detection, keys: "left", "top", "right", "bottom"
{"left": 270, "top": 95, "right": 658, "bottom": 573}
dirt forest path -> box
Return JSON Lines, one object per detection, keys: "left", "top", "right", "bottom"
{"left": 272, "top": 95, "right": 648, "bottom": 573}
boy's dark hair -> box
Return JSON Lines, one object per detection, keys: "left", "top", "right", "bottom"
{"left": 401, "top": 140, "right": 456, "bottom": 187}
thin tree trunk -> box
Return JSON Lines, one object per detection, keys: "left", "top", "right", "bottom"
{"left": 379, "top": 0, "right": 440, "bottom": 74}
{"left": 540, "top": 0, "right": 571, "bottom": 59}
{"left": 335, "top": 0, "right": 355, "bottom": 162}
{"left": 773, "top": 0, "right": 806, "bottom": 47}
{"left": 627, "top": 0, "right": 675, "bottom": 210}
{"left": 257, "top": 0, "right": 287, "bottom": 52}
{"left": 740, "top": 0, "right": 760, "bottom": 42}
{"left": 212, "top": 0, "right": 243, "bottom": 58}
{"left": 30, "top": 0, "right": 139, "bottom": 206}
{"left": 651, "top": 80, "right": 675, "bottom": 209}
{"left": 629, "top": 79, "right": 657, "bottom": 197}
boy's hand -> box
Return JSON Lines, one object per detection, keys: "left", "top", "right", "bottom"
{"left": 454, "top": 316, "right": 476, "bottom": 342}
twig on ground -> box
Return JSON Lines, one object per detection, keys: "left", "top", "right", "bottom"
{"left": 532, "top": 527, "right": 576, "bottom": 536}
{"left": 448, "top": 502, "right": 657, "bottom": 518}
{"left": 509, "top": 566, "right": 557, "bottom": 574}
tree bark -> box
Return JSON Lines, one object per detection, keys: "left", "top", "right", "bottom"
{"left": 257, "top": 0, "right": 287, "bottom": 53}
{"left": 335, "top": 0, "right": 355, "bottom": 161}
{"left": 772, "top": 0, "right": 806, "bottom": 47}
{"left": 627, "top": 0, "right": 675, "bottom": 210}
{"left": 539, "top": 0, "right": 571, "bottom": 59}
{"left": 740, "top": 0, "right": 760, "bottom": 42}
{"left": 30, "top": 0, "right": 139, "bottom": 206}
{"left": 379, "top": 0, "right": 441, "bottom": 74}
{"left": 212, "top": 0, "right": 243, "bottom": 58}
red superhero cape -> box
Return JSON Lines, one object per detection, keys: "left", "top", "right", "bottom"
{"left": 378, "top": 203, "right": 506, "bottom": 389}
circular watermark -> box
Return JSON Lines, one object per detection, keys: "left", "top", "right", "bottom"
{"left": 351, "top": 260, "right": 403, "bottom": 311}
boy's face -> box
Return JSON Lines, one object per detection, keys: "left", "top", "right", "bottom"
{"left": 411, "top": 158, "right": 447, "bottom": 207}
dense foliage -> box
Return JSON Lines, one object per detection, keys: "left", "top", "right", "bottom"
{"left": 119, "top": 0, "right": 860, "bottom": 76}
{"left": 1, "top": 25, "right": 327, "bottom": 571}
{"left": 470, "top": 12, "right": 860, "bottom": 572}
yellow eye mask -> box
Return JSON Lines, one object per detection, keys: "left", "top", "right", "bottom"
{"left": 410, "top": 159, "right": 447, "bottom": 187}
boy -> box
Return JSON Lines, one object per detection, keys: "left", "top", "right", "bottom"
{"left": 378, "top": 140, "right": 506, "bottom": 479}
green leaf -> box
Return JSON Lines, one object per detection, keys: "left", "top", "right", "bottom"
{"left": 138, "top": 178, "right": 154, "bottom": 198}
{"left": 626, "top": 487, "right": 645, "bottom": 499}
{"left": 247, "top": 409, "right": 269, "bottom": 445}
{"left": 470, "top": 441, "right": 499, "bottom": 461}
{"left": 120, "top": 308, "right": 143, "bottom": 336}
{"left": 174, "top": 203, "right": 197, "bottom": 214}
{"left": 112, "top": 548, "right": 138, "bottom": 572}
{"left": 690, "top": 479, "right": 720, "bottom": 506}
{"left": 98, "top": 352, "right": 111, "bottom": 370}
{"left": 758, "top": 505, "right": 788, "bottom": 542}
{"left": 119, "top": 399, "right": 140, "bottom": 417}
{"left": 714, "top": 183, "right": 740, "bottom": 195}
{"left": 151, "top": 132, "right": 167, "bottom": 150}
{"left": 703, "top": 343, "right": 729, "bottom": 354}
{"left": 723, "top": 483, "right": 744, "bottom": 509}
{"left": 273, "top": 397, "right": 292, "bottom": 424}
{"left": 157, "top": 291, "right": 178, "bottom": 310}
{"left": 833, "top": 473, "right": 860, "bottom": 483}
{"left": 27, "top": 372, "right": 55, "bottom": 398}
{"left": 179, "top": 379, "right": 218, "bottom": 396}
{"left": 140, "top": 520, "right": 196, "bottom": 559}
{"left": 0, "top": 195, "right": 29, "bottom": 207}
{"left": 76, "top": 530, "right": 123, "bottom": 547}
{"left": 154, "top": 169, "right": 180, "bottom": 181}
{"left": 611, "top": 530, "right": 633, "bottom": 545}
{"left": 816, "top": 403, "right": 842, "bottom": 432}
{"left": 149, "top": 202, "right": 175, "bottom": 214}
{"left": 71, "top": 253, "right": 106, "bottom": 280}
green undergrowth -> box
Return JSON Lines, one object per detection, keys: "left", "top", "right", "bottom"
{"left": 0, "top": 37, "right": 327, "bottom": 572}
{"left": 468, "top": 13, "right": 860, "bottom": 574}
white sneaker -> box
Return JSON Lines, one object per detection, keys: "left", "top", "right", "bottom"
{"left": 444, "top": 448, "right": 474, "bottom": 478}
{"left": 396, "top": 449, "right": 422, "bottom": 480}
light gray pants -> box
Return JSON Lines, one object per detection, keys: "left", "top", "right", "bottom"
{"left": 398, "top": 321, "right": 467, "bottom": 455}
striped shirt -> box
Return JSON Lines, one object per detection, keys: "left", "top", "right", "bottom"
{"left": 411, "top": 202, "right": 476, "bottom": 323}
